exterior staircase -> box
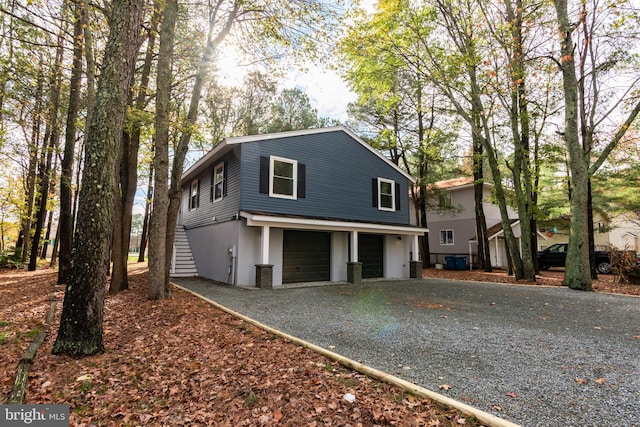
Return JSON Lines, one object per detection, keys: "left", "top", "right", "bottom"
{"left": 170, "top": 226, "right": 198, "bottom": 277}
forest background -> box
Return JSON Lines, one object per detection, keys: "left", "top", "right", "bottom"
{"left": 0, "top": 0, "right": 638, "bottom": 355}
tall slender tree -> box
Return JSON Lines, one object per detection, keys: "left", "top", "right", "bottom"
{"left": 28, "top": 6, "right": 66, "bottom": 271}
{"left": 53, "top": 0, "right": 144, "bottom": 356}
{"left": 58, "top": 0, "right": 85, "bottom": 284}
{"left": 148, "top": 0, "right": 177, "bottom": 300}
{"left": 110, "top": 3, "right": 160, "bottom": 293}
{"left": 150, "top": 0, "right": 338, "bottom": 299}
{"left": 552, "top": 0, "right": 640, "bottom": 290}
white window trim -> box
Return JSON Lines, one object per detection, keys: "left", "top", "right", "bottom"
{"left": 377, "top": 177, "right": 395, "bottom": 211}
{"left": 269, "top": 155, "right": 297, "bottom": 200}
{"left": 190, "top": 180, "right": 199, "bottom": 210}
{"left": 213, "top": 162, "right": 224, "bottom": 202}
{"left": 440, "top": 229, "right": 454, "bottom": 245}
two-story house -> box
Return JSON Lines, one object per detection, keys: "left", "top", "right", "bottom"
{"left": 425, "top": 178, "right": 532, "bottom": 269}
{"left": 173, "top": 126, "right": 427, "bottom": 288}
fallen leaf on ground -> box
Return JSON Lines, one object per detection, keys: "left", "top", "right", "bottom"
{"left": 439, "top": 384, "right": 451, "bottom": 391}
{"left": 0, "top": 266, "right": 491, "bottom": 426}
{"left": 575, "top": 378, "right": 588, "bottom": 384}
{"left": 594, "top": 378, "right": 606, "bottom": 384}
{"left": 505, "top": 392, "right": 518, "bottom": 398}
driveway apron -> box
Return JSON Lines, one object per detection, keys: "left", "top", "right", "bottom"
{"left": 172, "top": 277, "right": 640, "bottom": 427}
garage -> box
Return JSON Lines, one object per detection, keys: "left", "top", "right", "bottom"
{"left": 359, "top": 233, "right": 384, "bottom": 278}
{"left": 282, "top": 230, "right": 331, "bottom": 283}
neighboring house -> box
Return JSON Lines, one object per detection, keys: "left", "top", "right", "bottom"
{"left": 425, "top": 178, "right": 543, "bottom": 268}
{"left": 542, "top": 212, "right": 640, "bottom": 255}
{"left": 173, "top": 126, "right": 427, "bottom": 288}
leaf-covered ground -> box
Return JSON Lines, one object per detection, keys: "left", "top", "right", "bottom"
{"left": 1, "top": 265, "right": 479, "bottom": 426}
{"left": 3, "top": 265, "right": 636, "bottom": 426}
{"left": 421, "top": 266, "right": 640, "bottom": 296}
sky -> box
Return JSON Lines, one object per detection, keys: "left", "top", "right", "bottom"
{"left": 214, "top": 0, "right": 379, "bottom": 123}
{"left": 284, "top": 67, "right": 357, "bottom": 122}
{"left": 215, "top": 45, "right": 357, "bottom": 123}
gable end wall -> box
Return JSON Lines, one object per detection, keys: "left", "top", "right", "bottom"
{"left": 238, "top": 131, "right": 411, "bottom": 225}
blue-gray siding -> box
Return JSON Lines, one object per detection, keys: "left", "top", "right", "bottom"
{"left": 239, "top": 131, "right": 411, "bottom": 225}
{"left": 182, "top": 149, "right": 241, "bottom": 229}
{"left": 181, "top": 130, "right": 413, "bottom": 228}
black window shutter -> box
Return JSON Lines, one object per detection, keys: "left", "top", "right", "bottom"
{"left": 297, "top": 163, "right": 306, "bottom": 198}
{"left": 372, "top": 178, "right": 378, "bottom": 207}
{"left": 223, "top": 161, "right": 228, "bottom": 196}
{"left": 197, "top": 179, "right": 200, "bottom": 208}
{"left": 210, "top": 169, "right": 214, "bottom": 202}
{"left": 259, "top": 156, "right": 269, "bottom": 194}
{"left": 395, "top": 182, "right": 401, "bottom": 211}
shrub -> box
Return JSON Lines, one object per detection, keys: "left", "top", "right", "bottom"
{"left": 0, "top": 248, "right": 24, "bottom": 269}
{"left": 610, "top": 250, "right": 640, "bottom": 285}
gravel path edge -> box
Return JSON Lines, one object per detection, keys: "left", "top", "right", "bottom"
{"left": 172, "top": 282, "right": 521, "bottom": 427}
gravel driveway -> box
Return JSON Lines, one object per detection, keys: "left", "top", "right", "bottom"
{"left": 172, "top": 277, "right": 640, "bottom": 427}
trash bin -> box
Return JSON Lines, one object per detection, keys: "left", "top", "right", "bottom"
{"left": 455, "top": 256, "right": 467, "bottom": 270}
{"left": 445, "top": 256, "right": 456, "bottom": 270}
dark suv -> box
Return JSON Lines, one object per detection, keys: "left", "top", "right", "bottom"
{"left": 538, "top": 243, "right": 611, "bottom": 274}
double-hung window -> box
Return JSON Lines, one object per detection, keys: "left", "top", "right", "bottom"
{"left": 189, "top": 180, "right": 199, "bottom": 210}
{"left": 213, "top": 163, "right": 224, "bottom": 202}
{"left": 377, "top": 177, "right": 395, "bottom": 211}
{"left": 440, "top": 229, "right": 454, "bottom": 245}
{"left": 270, "top": 156, "right": 297, "bottom": 199}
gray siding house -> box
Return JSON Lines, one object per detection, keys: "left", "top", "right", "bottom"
{"left": 173, "top": 126, "right": 427, "bottom": 288}
{"left": 425, "top": 177, "right": 546, "bottom": 269}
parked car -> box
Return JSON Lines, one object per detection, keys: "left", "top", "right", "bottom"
{"left": 538, "top": 243, "right": 612, "bottom": 274}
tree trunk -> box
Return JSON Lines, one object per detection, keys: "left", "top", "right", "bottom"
{"left": 82, "top": 4, "right": 96, "bottom": 127}
{"left": 152, "top": 2, "right": 238, "bottom": 291}
{"left": 481, "top": 132, "right": 523, "bottom": 279}
{"left": 20, "top": 69, "right": 42, "bottom": 264}
{"left": 29, "top": 118, "right": 58, "bottom": 270}
{"left": 504, "top": 0, "right": 536, "bottom": 281}
{"left": 110, "top": 6, "right": 160, "bottom": 293}
{"left": 553, "top": 0, "right": 592, "bottom": 291}
{"left": 110, "top": 141, "right": 126, "bottom": 288}
{"left": 138, "top": 162, "right": 153, "bottom": 262}
{"left": 418, "top": 188, "right": 431, "bottom": 267}
{"left": 164, "top": 38, "right": 216, "bottom": 288}
{"left": 49, "top": 224, "right": 59, "bottom": 267}
{"left": 40, "top": 201, "right": 54, "bottom": 259}
{"left": 28, "top": 9, "right": 66, "bottom": 271}
{"left": 53, "top": 0, "right": 144, "bottom": 356}
{"left": 416, "top": 90, "right": 431, "bottom": 268}
{"left": 472, "top": 136, "right": 491, "bottom": 272}
{"left": 587, "top": 180, "right": 598, "bottom": 279}
{"left": 58, "top": 0, "right": 84, "bottom": 284}
{"left": 149, "top": 0, "right": 177, "bottom": 300}
{"left": 161, "top": 3, "right": 240, "bottom": 290}
{"left": 0, "top": 0, "right": 16, "bottom": 129}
